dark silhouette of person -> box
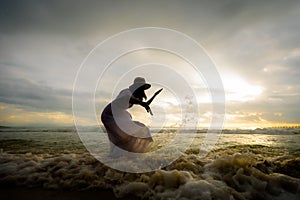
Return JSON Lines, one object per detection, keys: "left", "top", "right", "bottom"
{"left": 101, "top": 77, "right": 154, "bottom": 156}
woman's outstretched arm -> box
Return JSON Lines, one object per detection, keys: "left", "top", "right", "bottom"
{"left": 129, "top": 95, "right": 151, "bottom": 114}
{"left": 146, "top": 88, "right": 163, "bottom": 105}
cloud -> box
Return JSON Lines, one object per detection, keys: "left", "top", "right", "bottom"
{"left": 0, "top": 103, "right": 74, "bottom": 126}
{"left": 0, "top": 0, "right": 299, "bottom": 127}
{"left": 0, "top": 0, "right": 112, "bottom": 34}
{"left": 1, "top": 0, "right": 297, "bottom": 37}
{"left": 0, "top": 75, "right": 72, "bottom": 113}
{"left": 226, "top": 96, "right": 300, "bottom": 124}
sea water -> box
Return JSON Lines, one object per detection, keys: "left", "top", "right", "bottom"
{"left": 0, "top": 127, "right": 299, "bottom": 199}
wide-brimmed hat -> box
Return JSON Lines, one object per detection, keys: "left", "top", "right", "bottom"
{"left": 129, "top": 77, "right": 151, "bottom": 92}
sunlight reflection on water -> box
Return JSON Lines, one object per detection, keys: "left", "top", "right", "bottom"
{"left": 0, "top": 130, "right": 299, "bottom": 154}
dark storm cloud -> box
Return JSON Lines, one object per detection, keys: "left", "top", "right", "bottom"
{"left": 1, "top": 0, "right": 299, "bottom": 45}
{"left": 0, "top": 69, "right": 113, "bottom": 112}
{"left": 1, "top": 0, "right": 296, "bottom": 34}
{"left": 0, "top": 0, "right": 112, "bottom": 34}
{"left": 0, "top": 74, "right": 72, "bottom": 113}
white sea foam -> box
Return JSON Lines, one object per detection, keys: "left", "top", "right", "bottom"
{"left": 0, "top": 130, "right": 300, "bottom": 199}
{"left": 0, "top": 149, "right": 299, "bottom": 199}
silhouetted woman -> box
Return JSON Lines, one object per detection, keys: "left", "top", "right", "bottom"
{"left": 101, "top": 77, "right": 153, "bottom": 156}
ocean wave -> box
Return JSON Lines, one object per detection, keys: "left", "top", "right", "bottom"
{"left": 1, "top": 126, "right": 300, "bottom": 135}
{"left": 0, "top": 127, "right": 77, "bottom": 133}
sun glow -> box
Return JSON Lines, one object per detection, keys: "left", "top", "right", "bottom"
{"left": 224, "top": 75, "right": 263, "bottom": 102}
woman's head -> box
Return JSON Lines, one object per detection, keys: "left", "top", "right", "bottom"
{"left": 132, "top": 87, "right": 147, "bottom": 100}
{"left": 129, "top": 77, "right": 151, "bottom": 100}
{"left": 129, "top": 77, "right": 151, "bottom": 91}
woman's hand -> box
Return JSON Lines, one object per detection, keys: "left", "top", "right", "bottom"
{"left": 141, "top": 102, "right": 151, "bottom": 113}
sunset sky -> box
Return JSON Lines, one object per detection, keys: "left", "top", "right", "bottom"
{"left": 0, "top": 0, "right": 299, "bottom": 128}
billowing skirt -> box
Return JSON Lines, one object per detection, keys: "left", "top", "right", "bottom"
{"left": 101, "top": 104, "right": 153, "bottom": 155}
